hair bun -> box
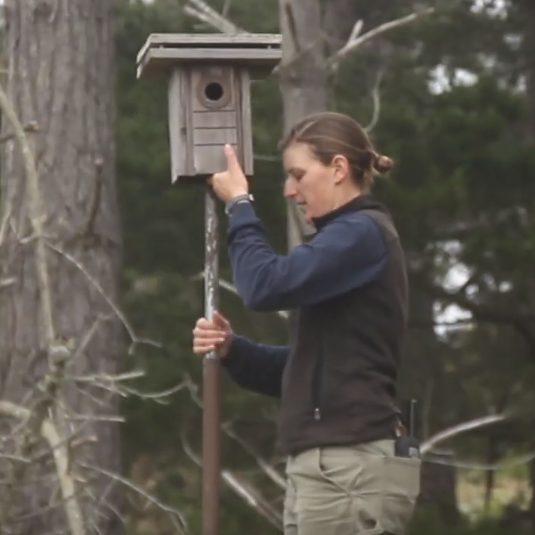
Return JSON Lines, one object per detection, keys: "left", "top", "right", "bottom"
{"left": 374, "top": 154, "right": 394, "bottom": 174}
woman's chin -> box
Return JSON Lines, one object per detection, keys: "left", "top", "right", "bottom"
{"left": 298, "top": 205, "right": 314, "bottom": 224}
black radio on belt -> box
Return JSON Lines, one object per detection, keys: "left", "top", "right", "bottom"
{"left": 395, "top": 399, "right": 421, "bottom": 459}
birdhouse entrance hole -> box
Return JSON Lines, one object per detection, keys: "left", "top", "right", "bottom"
{"left": 204, "top": 81, "right": 224, "bottom": 102}
{"left": 197, "top": 74, "right": 231, "bottom": 110}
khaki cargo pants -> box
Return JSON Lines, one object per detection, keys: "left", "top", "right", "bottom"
{"left": 283, "top": 439, "right": 421, "bottom": 535}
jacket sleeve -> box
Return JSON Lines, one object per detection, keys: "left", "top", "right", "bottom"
{"left": 221, "top": 335, "right": 289, "bottom": 398}
{"left": 227, "top": 202, "right": 387, "bottom": 312}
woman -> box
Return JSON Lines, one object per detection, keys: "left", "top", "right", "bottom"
{"left": 192, "top": 112, "right": 421, "bottom": 535}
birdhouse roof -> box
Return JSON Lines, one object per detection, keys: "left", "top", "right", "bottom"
{"left": 137, "top": 33, "right": 282, "bottom": 80}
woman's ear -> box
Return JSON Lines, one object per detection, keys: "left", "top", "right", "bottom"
{"left": 331, "top": 154, "right": 350, "bottom": 184}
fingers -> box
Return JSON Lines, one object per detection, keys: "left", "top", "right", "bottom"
{"left": 192, "top": 324, "right": 225, "bottom": 342}
{"left": 213, "top": 310, "right": 230, "bottom": 330}
{"left": 192, "top": 339, "right": 222, "bottom": 355}
{"left": 192, "top": 336, "right": 224, "bottom": 354}
{"left": 224, "top": 144, "right": 240, "bottom": 172}
{"left": 192, "top": 317, "right": 227, "bottom": 355}
{"left": 193, "top": 327, "right": 225, "bottom": 341}
{"left": 195, "top": 316, "right": 227, "bottom": 332}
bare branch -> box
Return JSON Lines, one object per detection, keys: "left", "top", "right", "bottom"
{"left": 42, "top": 419, "right": 86, "bottom": 535}
{"left": 0, "top": 452, "right": 30, "bottom": 463}
{"left": 425, "top": 448, "right": 535, "bottom": 472}
{"left": 0, "top": 203, "right": 12, "bottom": 249}
{"left": 222, "top": 423, "right": 287, "bottom": 490}
{"left": 184, "top": 377, "right": 286, "bottom": 493}
{"left": 78, "top": 462, "right": 190, "bottom": 535}
{"left": 183, "top": 5, "right": 222, "bottom": 30}
{"left": 45, "top": 241, "right": 161, "bottom": 354}
{"left": 363, "top": 68, "right": 384, "bottom": 133}
{"left": 69, "top": 370, "right": 145, "bottom": 384}
{"left": 72, "top": 314, "right": 107, "bottom": 361}
{"left": 0, "top": 121, "right": 39, "bottom": 145}
{"left": 347, "top": 19, "right": 363, "bottom": 44}
{"left": 0, "top": 82, "right": 54, "bottom": 343}
{"left": 0, "top": 400, "right": 86, "bottom": 535}
{"left": 72, "top": 372, "right": 190, "bottom": 404}
{"left": 180, "top": 429, "right": 283, "bottom": 530}
{"left": 0, "top": 400, "right": 29, "bottom": 421}
{"left": 183, "top": 0, "right": 243, "bottom": 33}
{"left": 327, "top": 8, "right": 435, "bottom": 72}
{"left": 221, "top": 0, "right": 233, "bottom": 18}
{"left": 283, "top": 3, "right": 300, "bottom": 53}
{"left": 420, "top": 413, "right": 507, "bottom": 456}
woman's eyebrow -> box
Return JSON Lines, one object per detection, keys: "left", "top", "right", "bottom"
{"left": 287, "top": 167, "right": 304, "bottom": 175}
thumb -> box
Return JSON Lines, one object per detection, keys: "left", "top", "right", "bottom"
{"left": 213, "top": 310, "right": 231, "bottom": 331}
{"left": 224, "top": 144, "right": 241, "bottom": 172}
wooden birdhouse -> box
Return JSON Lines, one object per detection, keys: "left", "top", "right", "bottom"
{"left": 136, "top": 33, "right": 282, "bottom": 183}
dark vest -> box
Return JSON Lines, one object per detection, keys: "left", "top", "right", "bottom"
{"left": 278, "top": 198, "right": 408, "bottom": 456}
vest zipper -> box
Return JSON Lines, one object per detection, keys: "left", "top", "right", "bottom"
{"left": 311, "top": 344, "right": 324, "bottom": 421}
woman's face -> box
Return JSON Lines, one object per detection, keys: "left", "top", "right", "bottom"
{"left": 282, "top": 142, "right": 349, "bottom": 223}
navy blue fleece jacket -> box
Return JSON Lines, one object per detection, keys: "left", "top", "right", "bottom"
{"left": 222, "top": 198, "right": 388, "bottom": 397}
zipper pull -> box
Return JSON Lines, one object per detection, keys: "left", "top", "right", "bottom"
{"left": 314, "top": 408, "right": 321, "bottom": 421}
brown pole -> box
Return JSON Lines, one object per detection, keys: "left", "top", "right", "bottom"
{"left": 202, "top": 187, "right": 221, "bottom": 535}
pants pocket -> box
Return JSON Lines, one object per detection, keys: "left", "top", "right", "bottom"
{"left": 316, "top": 446, "right": 386, "bottom": 534}
{"left": 379, "top": 456, "right": 421, "bottom": 535}
{"left": 293, "top": 445, "right": 420, "bottom": 535}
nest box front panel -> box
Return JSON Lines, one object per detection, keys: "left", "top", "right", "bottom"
{"left": 191, "top": 66, "right": 243, "bottom": 177}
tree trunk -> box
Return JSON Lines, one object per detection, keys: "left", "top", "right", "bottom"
{"left": 278, "top": 0, "right": 373, "bottom": 247}
{"left": 279, "top": 0, "right": 330, "bottom": 248}
{"left": 0, "top": 1, "right": 125, "bottom": 534}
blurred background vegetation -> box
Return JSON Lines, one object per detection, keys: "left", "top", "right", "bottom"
{"left": 110, "top": 0, "right": 535, "bottom": 533}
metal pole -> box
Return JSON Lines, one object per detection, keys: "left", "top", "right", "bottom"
{"left": 202, "top": 187, "right": 221, "bottom": 535}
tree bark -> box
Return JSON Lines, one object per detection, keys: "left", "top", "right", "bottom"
{"left": 279, "top": 0, "right": 330, "bottom": 248}
{"left": 0, "top": 1, "right": 125, "bottom": 533}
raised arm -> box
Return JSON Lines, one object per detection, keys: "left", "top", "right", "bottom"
{"left": 222, "top": 335, "right": 289, "bottom": 398}
{"left": 227, "top": 202, "right": 387, "bottom": 311}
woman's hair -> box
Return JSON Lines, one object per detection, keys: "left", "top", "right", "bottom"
{"left": 278, "top": 111, "right": 393, "bottom": 191}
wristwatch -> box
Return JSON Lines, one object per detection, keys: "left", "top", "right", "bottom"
{"left": 225, "top": 193, "right": 254, "bottom": 216}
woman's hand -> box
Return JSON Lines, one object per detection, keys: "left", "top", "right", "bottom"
{"left": 210, "top": 144, "right": 249, "bottom": 203}
{"left": 192, "top": 310, "right": 234, "bottom": 358}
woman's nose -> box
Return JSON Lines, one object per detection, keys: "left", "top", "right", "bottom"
{"left": 284, "top": 178, "right": 297, "bottom": 198}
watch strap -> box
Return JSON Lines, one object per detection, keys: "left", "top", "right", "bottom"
{"left": 225, "top": 193, "right": 254, "bottom": 215}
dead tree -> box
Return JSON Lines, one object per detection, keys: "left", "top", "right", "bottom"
{"left": 0, "top": 1, "right": 125, "bottom": 533}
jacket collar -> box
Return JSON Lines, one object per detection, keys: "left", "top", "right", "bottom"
{"left": 311, "top": 194, "right": 387, "bottom": 231}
